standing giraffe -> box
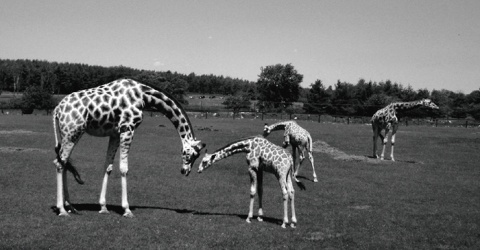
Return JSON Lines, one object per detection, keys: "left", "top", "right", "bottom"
{"left": 52, "top": 79, "right": 205, "bottom": 217}
{"left": 198, "top": 136, "right": 297, "bottom": 228}
{"left": 263, "top": 120, "right": 317, "bottom": 183}
{"left": 371, "top": 99, "right": 439, "bottom": 161}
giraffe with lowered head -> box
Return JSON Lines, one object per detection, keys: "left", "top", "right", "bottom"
{"left": 52, "top": 78, "right": 205, "bottom": 217}
{"left": 371, "top": 99, "right": 438, "bottom": 161}
{"left": 198, "top": 136, "right": 297, "bottom": 228}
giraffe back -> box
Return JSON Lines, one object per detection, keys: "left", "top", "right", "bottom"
{"left": 55, "top": 79, "right": 145, "bottom": 137}
{"left": 247, "top": 137, "right": 293, "bottom": 175}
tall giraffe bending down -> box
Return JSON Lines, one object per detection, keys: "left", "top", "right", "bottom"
{"left": 371, "top": 99, "right": 438, "bottom": 161}
{"left": 263, "top": 120, "right": 317, "bottom": 183}
{"left": 52, "top": 79, "right": 205, "bottom": 217}
{"left": 198, "top": 136, "right": 297, "bottom": 228}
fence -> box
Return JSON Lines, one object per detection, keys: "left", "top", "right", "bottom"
{"left": 1, "top": 107, "right": 479, "bottom": 128}
{"left": 185, "top": 110, "right": 480, "bottom": 128}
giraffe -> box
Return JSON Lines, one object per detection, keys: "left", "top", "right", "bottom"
{"left": 263, "top": 120, "right": 317, "bottom": 183}
{"left": 371, "top": 98, "right": 439, "bottom": 161}
{"left": 197, "top": 136, "right": 297, "bottom": 228}
{"left": 52, "top": 78, "right": 205, "bottom": 217}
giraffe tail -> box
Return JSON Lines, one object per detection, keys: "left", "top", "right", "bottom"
{"left": 55, "top": 144, "right": 84, "bottom": 185}
{"left": 52, "top": 107, "right": 84, "bottom": 185}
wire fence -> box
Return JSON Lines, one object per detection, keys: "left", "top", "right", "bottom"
{"left": 1, "top": 107, "right": 479, "bottom": 128}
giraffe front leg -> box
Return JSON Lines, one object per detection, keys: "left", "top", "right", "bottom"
{"left": 380, "top": 129, "right": 389, "bottom": 161}
{"left": 119, "top": 130, "right": 134, "bottom": 218}
{"left": 280, "top": 182, "right": 289, "bottom": 228}
{"left": 99, "top": 136, "right": 120, "bottom": 214}
{"left": 246, "top": 167, "right": 258, "bottom": 223}
{"left": 287, "top": 176, "right": 297, "bottom": 228}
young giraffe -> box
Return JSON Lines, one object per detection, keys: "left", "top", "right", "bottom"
{"left": 371, "top": 98, "right": 439, "bottom": 161}
{"left": 263, "top": 120, "right": 317, "bottom": 183}
{"left": 52, "top": 78, "right": 205, "bottom": 217}
{"left": 197, "top": 136, "right": 297, "bottom": 228}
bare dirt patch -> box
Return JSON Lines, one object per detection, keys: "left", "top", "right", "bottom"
{"left": 0, "top": 129, "right": 38, "bottom": 135}
{"left": 312, "top": 140, "right": 390, "bottom": 164}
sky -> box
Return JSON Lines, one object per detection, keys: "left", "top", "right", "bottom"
{"left": 1, "top": 0, "right": 479, "bottom": 93}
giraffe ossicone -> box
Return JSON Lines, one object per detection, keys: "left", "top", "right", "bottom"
{"left": 263, "top": 120, "right": 318, "bottom": 183}
{"left": 52, "top": 78, "right": 205, "bottom": 217}
{"left": 371, "top": 99, "right": 439, "bottom": 161}
{"left": 198, "top": 136, "right": 297, "bottom": 228}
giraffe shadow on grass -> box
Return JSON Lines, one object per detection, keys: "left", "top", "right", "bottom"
{"left": 51, "top": 204, "right": 284, "bottom": 225}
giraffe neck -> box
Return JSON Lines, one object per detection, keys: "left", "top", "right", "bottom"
{"left": 267, "top": 121, "right": 292, "bottom": 132}
{"left": 391, "top": 100, "right": 423, "bottom": 111}
{"left": 210, "top": 137, "right": 254, "bottom": 164}
{"left": 140, "top": 84, "right": 196, "bottom": 144}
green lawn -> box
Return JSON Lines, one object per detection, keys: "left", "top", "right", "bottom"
{"left": 0, "top": 114, "right": 479, "bottom": 249}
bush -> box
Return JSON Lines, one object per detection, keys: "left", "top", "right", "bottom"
{"left": 20, "top": 86, "right": 55, "bottom": 114}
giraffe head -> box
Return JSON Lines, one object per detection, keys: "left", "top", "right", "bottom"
{"left": 197, "top": 149, "right": 215, "bottom": 173}
{"left": 263, "top": 123, "right": 271, "bottom": 137}
{"left": 180, "top": 140, "right": 206, "bottom": 176}
{"left": 420, "top": 99, "right": 439, "bottom": 109}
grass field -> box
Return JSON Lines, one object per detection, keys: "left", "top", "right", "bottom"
{"left": 0, "top": 114, "right": 479, "bottom": 249}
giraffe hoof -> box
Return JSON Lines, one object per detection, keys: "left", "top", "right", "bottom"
{"left": 290, "top": 223, "right": 296, "bottom": 228}
{"left": 99, "top": 209, "right": 110, "bottom": 214}
{"left": 58, "top": 211, "right": 70, "bottom": 217}
{"left": 246, "top": 218, "right": 252, "bottom": 223}
{"left": 257, "top": 216, "right": 263, "bottom": 222}
{"left": 313, "top": 178, "right": 318, "bottom": 183}
{"left": 123, "top": 211, "right": 134, "bottom": 218}
{"left": 281, "top": 223, "right": 287, "bottom": 228}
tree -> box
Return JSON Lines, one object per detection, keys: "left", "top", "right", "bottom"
{"left": 20, "top": 85, "right": 55, "bottom": 114}
{"left": 256, "top": 63, "right": 302, "bottom": 110}
{"left": 222, "top": 93, "right": 251, "bottom": 114}
{"left": 304, "top": 79, "right": 332, "bottom": 113}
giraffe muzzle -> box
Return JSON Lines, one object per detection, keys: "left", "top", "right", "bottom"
{"left": 181, "top": 166, "right": 191, "bottom": 176}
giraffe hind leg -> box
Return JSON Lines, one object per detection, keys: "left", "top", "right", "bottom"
{"left": 119, "top": 130, "right": 135, "bottom": 218}
{"left": 307, "top": 150, "right": 318, "bottom": 182}
{"left": 54, "top": 140, "right": 78, "bottom": 216}
{"left": 99, "top": 135, "right": 120, "bottom": 214}
{"left": 246, "top": 166, "right": 258, "bottom": 223}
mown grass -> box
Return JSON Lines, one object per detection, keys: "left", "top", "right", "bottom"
{"left": 0, "top": 114, "right": 479, "bottom": 249}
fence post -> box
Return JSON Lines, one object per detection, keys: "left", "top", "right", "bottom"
{"left": 435, "top": 119, "right": 438, "bottom": 127}
{"left": 261, "top": 113, "right": 264, "bottom": 121}
{"left": 205, "top": 112, "right": 208, "bottom": 119}
{"left": 318, "top": 114, "right": 321, "bottom": 123}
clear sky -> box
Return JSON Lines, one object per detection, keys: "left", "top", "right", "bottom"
{"left": 1, "top": 0, "right": 479, "bottom": 93}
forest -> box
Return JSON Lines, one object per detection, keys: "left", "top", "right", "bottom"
{"left": 1, "top": 58, "right": 479, "bottom": 120}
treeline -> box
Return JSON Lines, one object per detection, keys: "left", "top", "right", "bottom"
{"left": 1, "top": 59, "right": 479, "bottom": 120}
{"left": 0, "top": 59, "right": 255, "bottom": 103}
{"left": 305, "top": 79, "right": 480, "bottom": 120}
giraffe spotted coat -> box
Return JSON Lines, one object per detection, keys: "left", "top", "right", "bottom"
{"left": 198, "top": 136, "right": 297, "bottom": 228}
